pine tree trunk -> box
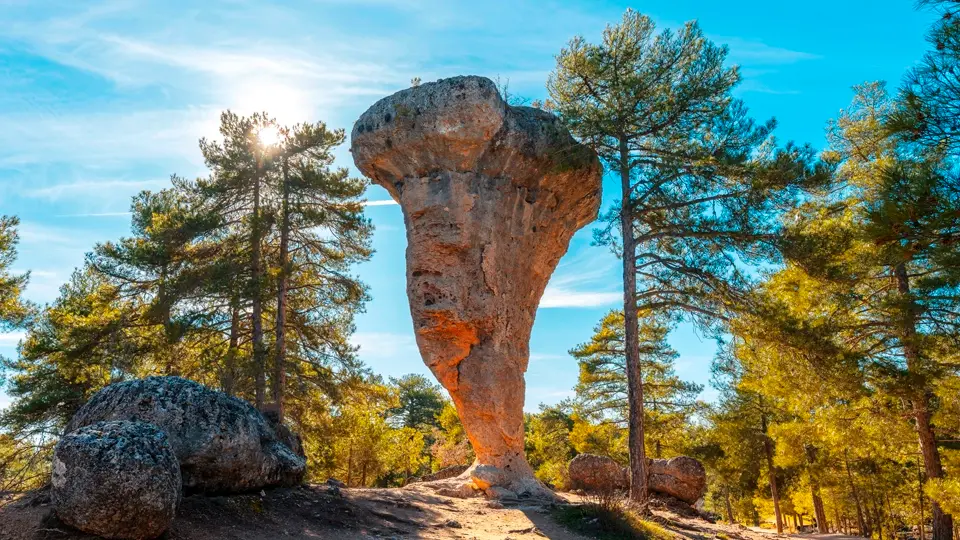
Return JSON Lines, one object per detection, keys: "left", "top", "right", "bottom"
{"left": 872, "top": 496, "right": 884, "bottom": 540}
{"left": 920, "top": 463, "right": 927, "bottom": 540}
{"left": 158, "top": 267, "right": 178, "bottom": 376}
{"left": 725, "top": 488, "right": 736, "bottom": 524}
{"left": 347, "top": 443, "right": 353, "bottom": 487}
{"left": 914, "top": 395, "right": 952, "bottom": 540}
{"left": 845, "top": 450, "right": 869, "bottom": 537}
{"left": 251, "top": 164, "right": 266, "bottom": 410}
{"left": 272, "top": 157, "right": 290, "bottom": 422}
{"left": 806, "top": 444, "right": 829, "bottom": 534}
{"left": 761, "top": 411, "right": 783, "bottom": 534}
{"left": 812, "top": 482, "right": 829, "bottom": 533}
{"left": 619, "top": 140, "right": 647, "bottom": 504}
{"left": 887, "top": 494, "right": 896, "bottom": 540}
{"left": 223, "top": 301, "right": 240, "bottom": 396}
{"left": 895, "top": 263, "right": 954, "bottom": 540}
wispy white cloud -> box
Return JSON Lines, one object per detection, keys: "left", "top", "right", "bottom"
{"left": 363, "top": 199, "right": 399, "bottom": 207}
{"left": 25, "top": 179, "right": 168, "bottom": 201}
{"left": 720, "top": 36, "right": 820, "bottom": 65}
{"left": 16, "top": 222, "right": 78, "bottom": 246}
{"left": 350, "top": 331, "right": 419, "bottom": 360}
{"left": 20, "top": 268, "right": 65, "bottom": 303}
{"left": 540, "top": 246, "right": 622, "bottom": 309}
{"left": 0, "top": 108, "right": 215, "bottom": 168}
{"left": 737, "top": 80, "right": 802, "bottom": 96}
{"left": 0, "top": 2, "right": 409, "bottom": 179}
{"left": 0, "top": 331, "right": 26, "bottom": 347}
{"left": 55, "top": 212, "right": 134, "bottom": 218}
{"left": 11, "top": 269, "right": 58, "bottom": 278}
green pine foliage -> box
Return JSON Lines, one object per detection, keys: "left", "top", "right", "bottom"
{"left": 571, "top": 310, "right": 703, "bottom": 459}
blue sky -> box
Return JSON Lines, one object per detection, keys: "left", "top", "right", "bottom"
{"left": 0, "top": 0, "right": 937, "bottom": 411}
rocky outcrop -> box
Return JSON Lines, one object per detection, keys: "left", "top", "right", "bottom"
{"left": 351, "top": 76, "right": 601, "bottom": 497}
{"left": 566, "top": 454, "right": 707, "bottom": 504}
{"left": 53, "top": 421, "right": 181, "bottom": 539}
{"left": 567, "top": 454, "right": 628, "bottom": 492}
{"left": 649, "top": 456, "right": 707, "bottom": 504}
{"left": 66, "top": 376, "right": 305, "bottom": 493}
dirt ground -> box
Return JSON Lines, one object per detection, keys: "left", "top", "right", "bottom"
{"left": 0, "top": 484, "right": 790, "bottom": 540}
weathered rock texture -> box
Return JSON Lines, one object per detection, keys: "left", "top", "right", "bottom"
{"left": 66, "top": 376, "right": 305, "bottom": 493}
{"left": 352, "top": 76, "right": 601, "bottom": 496}
{"left": 648, "top": 456, "right": 707, "bottom": 504}
{"left": 567, "top": 453, "right": 629, "bottom": 492}
{"left": 566, "top": 454, "right": 707, "bottom": 504}
{"left": 53, "top": 421, "right": 180, "bottom": 539}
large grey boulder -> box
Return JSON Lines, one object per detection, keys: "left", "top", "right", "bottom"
{"left": 53, "top": 421, "right": 180, "bottom": 539}
{"left": 66, "top": 376, "right": 305, "bottom": 493}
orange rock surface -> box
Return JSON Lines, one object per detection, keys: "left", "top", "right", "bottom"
{"left": 351, "top": 76, "right": 601, "bottom": 495}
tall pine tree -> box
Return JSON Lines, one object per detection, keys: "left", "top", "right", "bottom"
{"left": 548, "top": 9, "right": 824, "bottom": 501}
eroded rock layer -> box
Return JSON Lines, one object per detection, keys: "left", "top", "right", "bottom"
{"left": 352, "top": 76, "right": 602, "bottom": 494}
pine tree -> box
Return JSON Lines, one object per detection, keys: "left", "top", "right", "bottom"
{"left": 2, "top": 266, "right": 162, "bottom": 435}
{"left": 525, "top": 405, "right": 575, "bottom": 487}
{"left": 780, "top": 82, "right": 959, "bottom": 540}
{"left": 0, "top": 216, "right": 30, "bottom": 330}
{"left": 198, "top": 112, "right": 279, "bottom": 410}
{"left": 548, "top": 9, "right": 824, "bottom": 501}
{"left": 89, "top": 184, "right": 219, "bottom": 376}
{"left": 710, "top": 341, "right": 793, "bottom": 534}
{"left": 388, "top": 374, "right": 445, "bottom": 432}
{"left": 269, "top": 120, "right": 372, "bottom": 422}
{"left": 570, "top": 310, "right": 702, "bottom": 458}
{"left": 891, "top": 1, "right": 960, "bottom": 152}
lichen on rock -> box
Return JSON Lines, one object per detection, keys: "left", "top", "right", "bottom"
{"left": 52, "top": 420, "right": 181, "bottom": 539}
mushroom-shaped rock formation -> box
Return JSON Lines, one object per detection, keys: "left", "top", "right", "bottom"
{"left": 352, "top": 76, "right": 602, "bottom": 496}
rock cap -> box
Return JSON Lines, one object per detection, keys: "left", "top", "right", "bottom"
{"left": 352, "top": 75, "right": 599, "bottom": 213}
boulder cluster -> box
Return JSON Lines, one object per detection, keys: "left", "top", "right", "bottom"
{"left": 567, "top": 453, "right": 707, "bottom": 505}
{"left": 52, "top": 376, "right": 305, "bottom": 539}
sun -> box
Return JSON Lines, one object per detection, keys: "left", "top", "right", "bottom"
{"left": 234, "top": 81, "right": 308, "bottom": 125}
{"left": 257, "top": 125, "right": 281, "bottom": 147}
